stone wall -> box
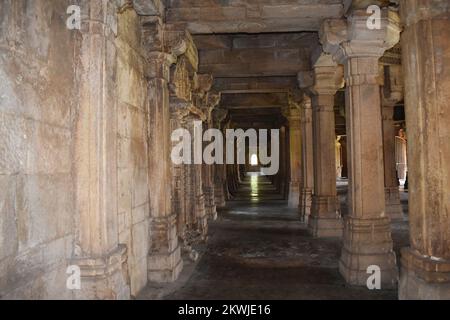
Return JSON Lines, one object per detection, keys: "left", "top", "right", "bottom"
{"left": 0, "top": 0, "right": 78, "bottom": 299}
{"left": 0, "top": 1, "right": 152, "bottom": 299}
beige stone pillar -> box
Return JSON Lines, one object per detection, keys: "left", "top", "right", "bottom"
{"left": 308, "top": 56, "right": 344, "bottom": 238}
{"left": 198, "top": 88, "right": 220, "bottom": 221}
{"left": 284, "top": 102, "right": 302, "bottom": 208}
{"left": 143, "top": 20, "right": 184, "bottom": 283}
{"left": 381, "top": 65, "right": 404, "bottom": 221}
{"left": 321, "top": 8, "right": 401, "bottom": 288}
{"left": 212, "top": 109, "right": 228, "bottom": 208}
{"left": 72, "top": 0, "right": 130, "bottom": 299}
{"left": 399, "top": 0, "right": 450, "bottom": 299}
{"left": 299, "top": 96, "right": 314, "bottom": 222}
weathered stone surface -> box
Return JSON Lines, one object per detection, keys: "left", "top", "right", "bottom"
{"left": 167, "top": 0, "right": 344, "bottom": 34}
{"left": 321, "top": 8, "right": 401, "bottom": 287}
{"left": 399, "top": 0, "right": 450, "bottom": 300}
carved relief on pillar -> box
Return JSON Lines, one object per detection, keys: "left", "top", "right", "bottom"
{"left": 320, "top": 8, "right": 401, "bottom": 287}
{"left": 190, "top": 74, "right": 222, "bottom": 221}
{"left": 142, "top": 19, "right": 200, "bottom": 283}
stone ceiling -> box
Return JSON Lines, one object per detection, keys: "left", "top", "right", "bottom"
{"left": 166, "top": 0, "right": 345, "bottom": 34}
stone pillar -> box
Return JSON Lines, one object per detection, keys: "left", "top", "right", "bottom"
{"left": 143, "top": 19, "right": 183, "bottom": 282}
{"left": 381, "top": 65, "right": 404, "bottom": 221}
{"left": 197, "top": 87, "right": 220, "bottom": 221}
{"left": 279, "top": 126, "right": 288, "bottom": 197}
{"left": 399, "top": 0, "right": 450, "bottom": 299}
{"left": 284, "top": 101, "right": 302, "bottom": 208}
{"left": 299, "top": 96, "right": 314, "bottom": 222}
{"left": 72, "top": 0, "right": 130, "bottom": 299}
{"left": 212, "top": 109, "right": 228, "bottom": 208}
{"left": 321, "top": 8, "right": 401, "bottom": 288}
{"left": 308, "top": 56, "right": 344, "bottom": 238}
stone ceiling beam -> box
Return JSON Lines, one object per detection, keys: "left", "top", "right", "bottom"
{"left": 220, "top": 92, "right": 288, "bottom": 110}
{"left": 213, "top": 77, "right": 298, "bottom": 94}
{"left": 166, "top": 0, "right": 345, "bottom": 34}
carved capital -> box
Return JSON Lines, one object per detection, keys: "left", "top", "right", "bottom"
{"left": 164, "top": 27, "right": 199, "bottom": 72}
{"left": 300, "top": 55, "right": 344, "bottom": 96}
{"left": 320, "top": 8, "right": 401, "bottom": 63}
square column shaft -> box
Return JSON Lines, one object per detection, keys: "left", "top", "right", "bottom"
{"left": 399, "top": 0, "right": 450, "bottom": 300}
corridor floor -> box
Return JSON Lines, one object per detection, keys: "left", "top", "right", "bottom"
{"left": 140, "top": 174, "right": 410, "bottom": 300}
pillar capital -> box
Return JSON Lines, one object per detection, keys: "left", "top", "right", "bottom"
{"left": 142, "top": 21, "right": 198, "bottom": 80}
{"left": 311, "top": 64, "right": 345, "bottom": 97}
{"left": 301, "top": 51, "right": 344, "bottom": 97}
{"left": 320, "top": 8, "right": 401, "bottom": 63}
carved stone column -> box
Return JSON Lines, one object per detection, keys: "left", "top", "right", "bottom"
{"left": 321, "top": 8, "right": 401, "bottom": 288}
{"left": 143, "top": 19, "right": 184, "bottom": 283}
{"left": 212, "top": 108, "right": 228, "bottom": 208}
{"left": 187, "top": 113, "right": 208, "bottom": 239}
{"left": 195, "top": 75, "right": 220, "bottom": 221}
{"left": 72, "top": 0, "right": 130, "bottom": 299}
{"left": 381, "top": 65, "right": 404, "bottom": 221}
{"left": 299, "top": 95, "right": 314, "bottom": 222}
{"left": 399, "top": 0, "right": 450, "bottom": 300}
{"left": 307, "top": 54, "right": 344, "bottom": 238}
{"left": 283, "top": 99, "right": 302, "bottom": 208}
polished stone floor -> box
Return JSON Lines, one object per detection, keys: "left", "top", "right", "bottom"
{"left": 139, "top": 173, "right": 409, "bottom": 300}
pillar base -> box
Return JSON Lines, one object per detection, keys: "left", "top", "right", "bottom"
{"left": 148, "top": 246, "right": 183, "bottom": 283}
{"left": 148, "top": 214, "right": 183, "bottom": 283}
{"left": 385, "top": 187, "right": 404, "bottom": 221}
{"left": 308, "top": 215, "right": 343, "bottom": 238}
{"left": 309, "top": 195, "right": 342, "bottom": 238}
{"left": 300, "top": 188, "right": 313, "bottom": 222}
{"left": 339, "top": 216, "right": 398, "bottom": 289}
{"left": 288, "top": 182, "right": 300, "bottom": 208}
{"left": 399, "top": 248, "right": 450, "bottom": 299}
{"left": 72, "top": 244, "right": 130, "bottom": 300}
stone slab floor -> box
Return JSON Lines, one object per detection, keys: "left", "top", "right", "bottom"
{"left": 139, "top": 175, "right": 410, "bottom": 300}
